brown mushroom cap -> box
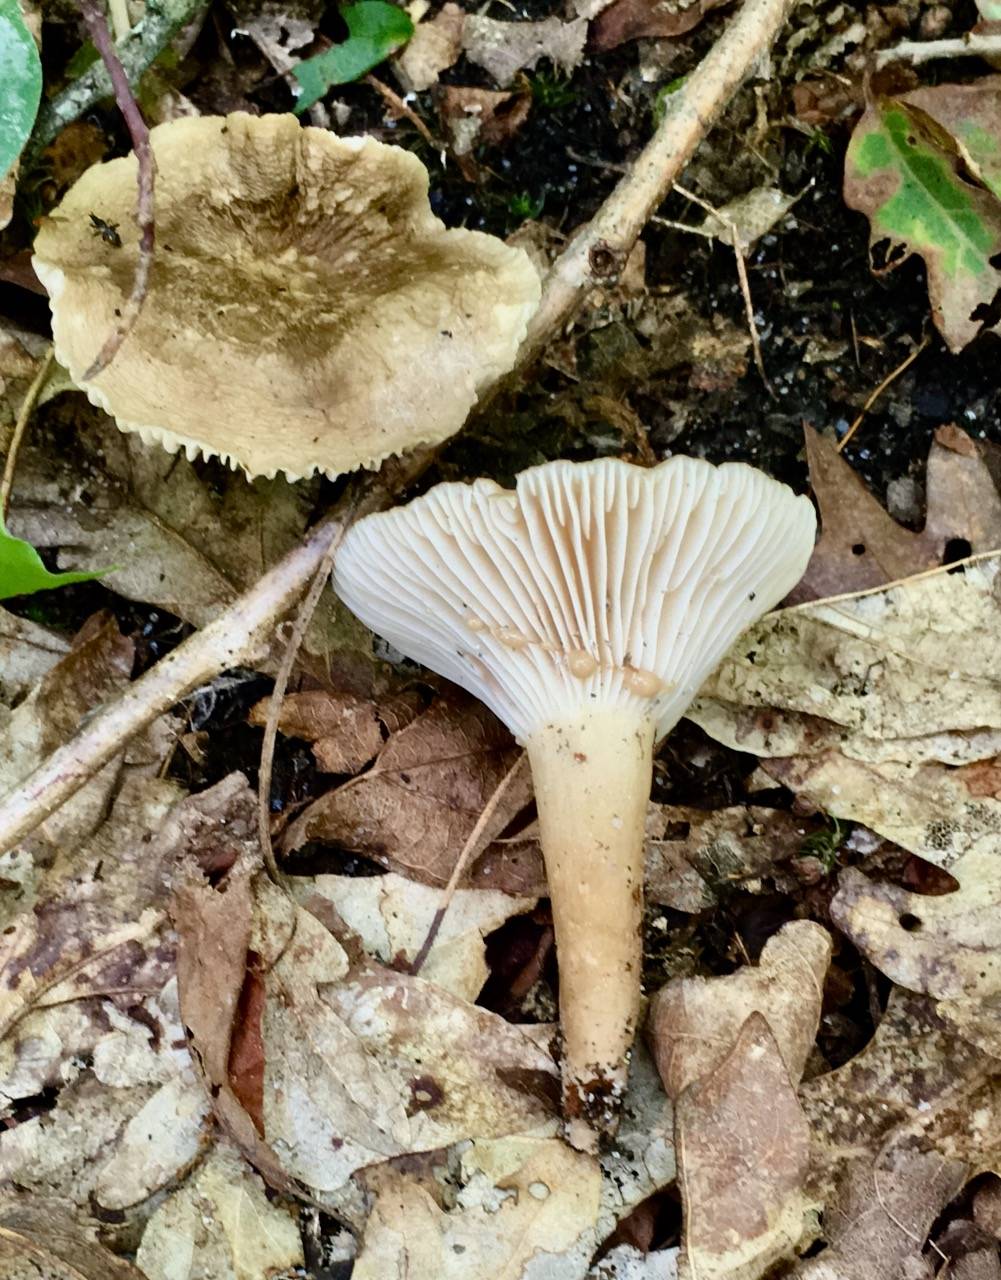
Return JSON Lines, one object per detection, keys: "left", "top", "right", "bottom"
{"left": 32, "top": 113, "right": 541, "bottom": 480}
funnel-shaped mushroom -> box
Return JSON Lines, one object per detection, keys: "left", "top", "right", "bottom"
{"left": 333, "top": 456, "right": 815, "bottom": 1147}
{"left": 32, "top": 113, "right": 540, "bottom": 480}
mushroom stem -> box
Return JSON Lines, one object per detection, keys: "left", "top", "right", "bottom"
{"left": 526, "top": 709, "right": 655, "bottom": 1151}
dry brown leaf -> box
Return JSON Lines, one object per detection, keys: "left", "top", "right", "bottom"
{"left": 462, "top": 14, "right": 587, "bottom": 86}
{"left": 591, "top": 0, "right": 726, "bottom": 53}
{"left": 438, "top": 86, "right": 532, "bottom": 160}
{"left": 792, "top": 424, "right": 1001, "bottom": 603}
{"left": 0, "top": 607, "right": 69, "bottom": 704}
{"left": 353, "top": 1137, "right": 602, "bottom": 1279}
{"left": 260, "top": 886, "right": 559, "bottom": 1197}
{"left": 676, "top": 1012, "right": 811, "bottom": 1280}
{"left": 135, "top": 1145, "right": 304, "bottom": 1280}
{"left": 249, "top": 688, "right": 383, "bottom": 774}
{"left": 0, "top": 1200, "right": 146, "bottom": 1279}
{"left": 284, "top": 694, "right": 528, "bottom": 887}
{"left": 648, "top": 921, "right": 831, "bottom": 1100}
{"left": 395, "top": 1, "right": 465, "bottom": 91}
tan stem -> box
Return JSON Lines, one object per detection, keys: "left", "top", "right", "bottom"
{"left": 526, "top": 711, "right": 654, "bottom": 1151}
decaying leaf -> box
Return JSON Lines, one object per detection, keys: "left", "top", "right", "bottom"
{"left": 284, "top": 694, "right": 528, "bottom": 887}
{"left": 676, "top": 1013, "right": 811, "bottom": 1280}
{"left": 136, "top": 1145, "right": 304, "bottom": 1280}
{"left": 353, "top": 1137, "right": 602, "bottom": 1279}
{"left": 844, "top": 94, "right": 1001, "bottom": 351}
{"left": 439, "top": 86, "right": 533, "bottom": 160}
{"left": 792, "top": 424, "right": 1001, "bottom": 602}
{"left": 394, "top": 1, "right": 464, "bottom": 91}
{"left": 249, "top": 687, "right": 385, "bottom": 774}
{"left": 649, "top": 920, "right": 832, "bottom": 1100}
{"left": 0, "top": 605, "right": 69, "bottom": 704}
{"left": 591, "top": 0, "right": 726, "bottom": 52}
{"left": 0, "top": 1200, "right": 145, "bottom": 1278}
{"left": 306, "top": 870, "right": 536, "bottom": 999}
{"left": 462, "top": 14, "right": 586, "bottom": 86}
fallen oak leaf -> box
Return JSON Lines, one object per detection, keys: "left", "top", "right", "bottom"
{"left": 676, "top": 1012, "right": 811, "bottom": 1280}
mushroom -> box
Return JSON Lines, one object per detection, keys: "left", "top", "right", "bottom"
{"left": 32, "top": 112, "right": 540, "bottom": 480}
{"left": 332, "top": 455, "right": 816, "bottom": 1148}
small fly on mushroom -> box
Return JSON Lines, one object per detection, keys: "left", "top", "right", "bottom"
{"left": 88, "top": 213, "right": 121, "bottom": 247}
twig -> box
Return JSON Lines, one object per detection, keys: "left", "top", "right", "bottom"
{"left": 28, "top": 0, "right": 206, "bottom": 161}
{"left": 876, "top": 32, "right": 1001, "bottom": 69}
{"left": 364, "top": 74, "right": 440, "bottom": 150}
{"left": 1, "top": 347, "right": 55, "bottom": 522}
{"left": 0, "top": 515, "right": 340, "bottom": 855}
{"left": 76, "top": 0, "right": 156, "bottom": 380}
{"left": 106, "top": 0, "right": 131, "bottom": 41}
{"left": 515, "top": 0, "right": 798, "bottom": 373}
{"left": 256, "top": 500, "right": 362, "bottom": 885}
{"left": 409, "top": 753, "right": 528, "bottom": 976}
{"left": 837, "top": 334, "right": 929, "bottom": 453}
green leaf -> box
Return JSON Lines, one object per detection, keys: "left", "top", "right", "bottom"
{"left": 0, "top": 0, "right": 42, "bottom": 181}
{"left": 844, "top": 95, "right": 1001, "bottom": 352}
{"left": 293, "top": 2, "right": 413, "bottom": 113}
{"left": 0, "top": 516, "right": 105, "bottom": 601}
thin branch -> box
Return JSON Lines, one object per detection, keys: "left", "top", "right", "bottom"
{"left": 28, "top": 0, "right": 206, "bottom": 160}
{"left": 409, "top": 753, "right": 528, "bottom": 976}
{"left": 76, "top": 0, "right": 156, "bottom": 380}
{"left": 364, "top": 74, "right": 441, "bottom": 150}
{"left": 837, "top": 334, "right": 929, "bottom": 453}
{"left": 515, "top": 0, "right": 798, "bottom": 373}
{"left": 1, "top": 347, "right": 55, "bottom": 522}
{"left": 876, "top": 32, "right": 1001, "bottom": 69}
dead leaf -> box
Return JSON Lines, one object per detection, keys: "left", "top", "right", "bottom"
{"left": 283, "top": 694, "right": 527, "bottom": 887}
{"left": 592, "top": 0, "right": 726, "bottom": 54}
{"left": 249, "top": 688, "right": 384, "bottom": 774}
{"left": 792, "top": 424, "right": 1001, "bottom": 602}
{"left": 353, "top": 1137, "right": 602, "bottom": 1279}
{"left": 135, "top": 1145, "right": 304, "bottom": 1280}
{"left": 305, "top": 870, "right": 536, "bottom": 999}
{"left": 649, "top": 921, "right": 831, "bottom": 1100}
{"left": 0, "top": 1200, "right": 145, "bottom": 1278}
{"left": 438, "top": 85, "right": 532, "bottom": 159}
{"left": 590, "top": 1246, "right": 680, "bottom": 1278}
{"left": 395, "top": 2, "right": 465, "bottom": 91}
{"left": 462, "top": 15, "right": 587, "bottom": 86}
{"left": 676, "top": 1012, "right": 811, "bottom": 1280}
{"left": 0, "top": 607, "right": 69, "bottom": 704}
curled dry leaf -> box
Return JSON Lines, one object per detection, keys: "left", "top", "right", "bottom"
{"left": 284, "top": 695, "right": 529, "bottom": 888}
{"left": 592, "top": 0, "right": 726, "bottom": 54}
{"left": 307, "top": 870, "right": 536, "bottom": 999}
{"left": 791, "top": 424, "right": 1001, "bottom": 603}
{"left": 439, "top": 86, "right": 533, "bottom": 160}
{"left": 649, "top": 920, "right": 832, "bottom": 1100}
{"left": 353, "top": 1137, "right": 602, "bottom": 1280}
{"left": 462, "top": 14, "right": 587, "bottom": 86}
{"left": 136, "top": 1145, "right": 304, "bottom": 1280}
{"left": 249, "top": 688, "right": 384, "bottom": 774}
{"left": 676, "top": 1013, "right": 811, "bottom": 1280}
{"left": 394, "top": 1, "right": 465, "bottom": 91}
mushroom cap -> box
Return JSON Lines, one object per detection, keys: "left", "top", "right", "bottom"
{"left": 333, "top": 456, "right": 816, "bottom": 742}
{"left": 32, "top": 113, "right": 540, "bottom": 480}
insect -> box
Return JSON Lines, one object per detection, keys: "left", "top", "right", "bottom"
{"left": 89, "top": 212, "right": 122, "bottom": 247}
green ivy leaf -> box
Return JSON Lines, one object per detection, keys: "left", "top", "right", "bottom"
{"left": 844, "top": 95, "right": 1001, "bottom": 352}
{"left": 293, "top": 2, "right": 414, "bottom": 113}
{"left": 0, "top": 0, "right": 42, "bottom": 182}
{"left": 0, "top": 517, "right": 105, "bottom": 601}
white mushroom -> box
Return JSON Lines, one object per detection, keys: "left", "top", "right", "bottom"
{"left": 332, "top": 455, "right": 816, "bottom": 1148}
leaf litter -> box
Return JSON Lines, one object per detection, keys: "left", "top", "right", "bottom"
{"left": 4, "top": 2, "right": 1001, "bottom": 1278}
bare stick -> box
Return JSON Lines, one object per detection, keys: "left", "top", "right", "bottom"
{"left": 364, "top": 74, "right": 441, "bottom": 150}
{"left": 515, "top": 0, "right": 798, "bottom": 372}
{"left": 0, "top": 516, "right": 340, "bottom": 855}
{"left": 837, "top": 334, "right": 929, "bottom": 453}
{"left": 76, "top": 0, "right": 156, "bottom": 381}
{"left": 876, "top": 33, "right": 1001, "bottom": 69}
{"left": 1, "top": 347, "right": 55, "bottom": 522}
{"left": 409, "top": 753, "right": 528, "bottom": 976}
